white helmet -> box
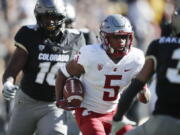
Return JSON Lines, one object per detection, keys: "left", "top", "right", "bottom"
{"left": 100, "top": 14, "right": 133, "bottom": 57}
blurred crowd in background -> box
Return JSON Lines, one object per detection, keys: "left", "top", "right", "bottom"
{"left": 0, "top": 0, "right": 179, "bottom": 134}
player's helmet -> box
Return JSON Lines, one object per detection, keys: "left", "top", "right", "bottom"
{"left": 171, "top": 7, "right": 180, "bottom": 36}
{"left": 65, "top": 3, "right": 76, "bottom": 26}
{"left": 34, "top": 0, "right": 66, "bottom": 38}
{"left": 100, "top": 14, "right": 133, "bottom": 57}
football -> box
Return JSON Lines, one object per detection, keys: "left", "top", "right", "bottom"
{"left": 63, "top": 77, "right": 84, "bottom": 107}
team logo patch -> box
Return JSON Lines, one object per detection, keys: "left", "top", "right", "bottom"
{"left": 97, "top": 64, "right": 103, "bottom": 71}
{"left": 52, "top": 46, "right": 60, "bottom": 52}
{"left": 113, "top": 68, "right": 117, "bottom": 72}
{"left": 38, "top": 45, "right": 45, "bottom": 51}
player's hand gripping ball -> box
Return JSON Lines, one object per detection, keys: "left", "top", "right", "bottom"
{"left": 63, "top": 77, "right": 84, "bottom": 107}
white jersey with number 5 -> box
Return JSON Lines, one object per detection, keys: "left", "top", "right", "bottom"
{"left": 75, "top": 44, "right": 145, "bottom": 113}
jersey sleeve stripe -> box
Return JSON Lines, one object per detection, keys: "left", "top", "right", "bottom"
{"left": 145, "top": 55, "right": 157, "bottom": 71}
{"left": 15, "top": 42, "right": 29, "bottom": 53}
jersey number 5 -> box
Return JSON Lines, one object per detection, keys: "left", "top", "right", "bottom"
{"left": 103, "top": 75, "right": 122, "bottom": 101}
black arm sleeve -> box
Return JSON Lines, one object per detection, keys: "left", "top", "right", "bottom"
{"left": 113, "top": 79, "right": 145, "bottom": 121}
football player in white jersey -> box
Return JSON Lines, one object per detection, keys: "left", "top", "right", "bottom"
{"left": 56, "top": 14, "right": 148, "bottom": 135}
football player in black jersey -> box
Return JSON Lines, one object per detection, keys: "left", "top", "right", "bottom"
{"left": 1, "top": 0, "right": 85, "bottom": 135}
{"left": 111, "top": 7, "right": 180, "bottom": 135}
{"left": 65, "top": 2, "right": 98, "bottom": 45}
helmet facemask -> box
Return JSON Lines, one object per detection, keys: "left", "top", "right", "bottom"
{"left": 36, "top": 13, "right": 65, "bottom": 38}
{"left": 100, "top": 31, "right": 133, "bottom": 57}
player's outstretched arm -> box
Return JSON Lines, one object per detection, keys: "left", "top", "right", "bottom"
{"left": 55, "top": 60, "right": 85, "bottom": 110}
{"left": 55, "top": 60, "right": 85, "bottom": 100}
{"left": 3, "top": 47, "right": 28, "bottom": 83}
{"left": 2, "top": 47, "right": 28, "bottom": 101}
{"left": 111, "top": 58, "right": 154, "bottom": 134}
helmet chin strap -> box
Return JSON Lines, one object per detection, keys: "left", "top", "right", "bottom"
{"left": 109, "top": 46, "right": 114, "bottom": 54}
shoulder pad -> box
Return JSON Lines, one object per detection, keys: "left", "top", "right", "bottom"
{"left": 131, "top": 47, "right": 145, "bottom": 59}
{"left": 26, "top": 25, "right": 39, "bottom": 31}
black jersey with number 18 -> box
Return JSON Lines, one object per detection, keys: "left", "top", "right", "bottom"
{"left": 15, "top": 25, "right": 85, "bottom": 101}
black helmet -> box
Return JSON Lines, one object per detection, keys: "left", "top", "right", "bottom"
{"left": 171, "top": 7, "right": 180, "bottom": 36}
{"left": 34, "top": 0, "right": 66, "bottom": 39}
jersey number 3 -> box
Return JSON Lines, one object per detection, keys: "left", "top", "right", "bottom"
{"left": 166, "top": 48, "right": 180, "bottom": 84}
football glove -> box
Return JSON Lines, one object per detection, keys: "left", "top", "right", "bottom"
{"left": 137, "top": 85, "right": 151, "bottom": 104}
{"left": 2, "top": 81, "right": 19, "bottom": 101}
{"left": 56, "top": 99, "right": 77, "bottom": 111}
{"left": 111, "top": 116, "right": 136, "bottom": 135}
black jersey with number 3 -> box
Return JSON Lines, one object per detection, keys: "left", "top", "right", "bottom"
{"left": 15, "top": 25, "right": 85, "bottom": 101}
{"left": 146, "top": 36, "right": 180, "bottom": 118}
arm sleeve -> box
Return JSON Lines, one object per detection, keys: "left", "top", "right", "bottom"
{"left": 113, "top": 79, "right": 145, "bottom": 121}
